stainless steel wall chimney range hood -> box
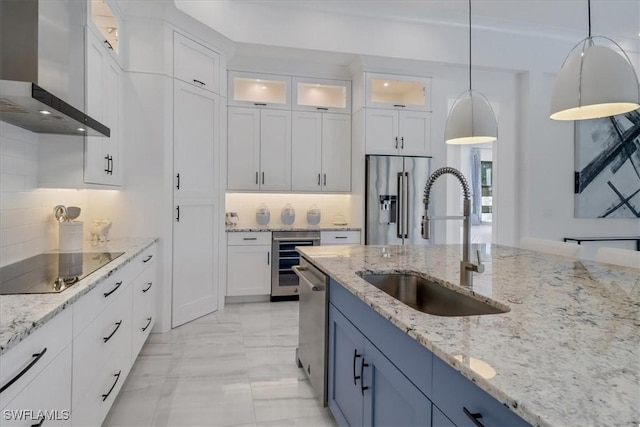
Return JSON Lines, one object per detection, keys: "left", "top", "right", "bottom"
{"left": 0, "top": 0, "right": 110, "bottom": 137}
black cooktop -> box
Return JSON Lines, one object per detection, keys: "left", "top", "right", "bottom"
{"left": 0, "top": 252, "right": 124, "bottom": 295}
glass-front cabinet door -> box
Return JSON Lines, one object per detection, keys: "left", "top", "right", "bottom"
{"left": 228, "top": 71, "right": 291, "bottom": 109}
{"left": 293, "top": 77, "right": 351, "bottom": 113}
{"left": 365, "top": 73, "right": 431, "bottom": 111}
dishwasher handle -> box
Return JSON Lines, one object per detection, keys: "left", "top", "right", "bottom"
{"left": 292, "top": 265, "right": 325, "bottom": 292}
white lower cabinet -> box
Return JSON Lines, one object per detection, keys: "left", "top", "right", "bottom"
{"left": 0, "top": 243, "right": 158, "bottom": 427}
{"left": 321, "top": 230, "right": 361, "bottom": 245}
{"left": 0, "top": 309, "right": 73, "bottom": 427}
{"left": 227, "top": 232, "right": 272, "bottom": 297}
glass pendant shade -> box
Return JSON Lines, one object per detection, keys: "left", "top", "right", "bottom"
{"left": 445, "top": 90, "right": 498, "bottom": 144}
{"left": 550, "top": 42, "right": 640, "bottom": 120}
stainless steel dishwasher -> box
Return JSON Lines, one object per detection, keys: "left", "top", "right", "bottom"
{"left": 293, "top": 257, "right": 328, "bottom": 406}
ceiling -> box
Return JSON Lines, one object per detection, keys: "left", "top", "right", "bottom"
{"left": 231, "top": 0, "right": 639, "bottom": 45}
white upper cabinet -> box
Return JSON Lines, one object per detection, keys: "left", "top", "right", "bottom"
{"left": 228, "top": 71, "right": 291, "bottom": 110}
{"left": 365, "top": 109, "right": 431, "bottom": 156}
{"left": 174, "top": 32, "right": 220, "bottom": 95}
{"left": 292, "top": 77, "right": 351, "bottom": 113}
{"left": 291, "top": 112, "right": 351, "bottom": 192}
{"left": 227, "top": 107, "right": 292, "bottom": 191}
{"left": 365, "top": 73, "right": 431, "bottom": 111}
{"left": 85, "top": 28, "right": 122, "bottom": 186}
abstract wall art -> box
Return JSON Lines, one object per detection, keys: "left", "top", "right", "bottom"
{"left": 574, "top": 110, "right": 640, "bottom": 218}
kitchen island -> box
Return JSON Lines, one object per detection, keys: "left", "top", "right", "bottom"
{"left": 297, "top": 244, "right": 639, "bottom": 427}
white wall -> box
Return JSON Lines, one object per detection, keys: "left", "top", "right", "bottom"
{"left": 0, "top": 122, "right": 96, "bottom": 267}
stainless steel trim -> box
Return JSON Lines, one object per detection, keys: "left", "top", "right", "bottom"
{"left": 296, "top": 257, "right": 328, "bottom": 406}
{"left": 292, "top": 266, "right": 325, "bottom": 292}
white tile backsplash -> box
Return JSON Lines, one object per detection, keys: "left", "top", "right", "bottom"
{"left": 0, "top": 122, "right": 90, "bottom": 267}
{"left": 225, "top": 192, "right": 357, "bottom": 228}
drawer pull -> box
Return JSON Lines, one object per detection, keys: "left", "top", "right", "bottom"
{"left": 243, "top": 237, "right": 257, "bottom": 241}
{"left": 30, "top": 415, "right": 45, "bottom": 427}
{"left": 335, "top": 236, "right": 348, "bottom": 239}
{"left": 101, "top": 370, "right": 122, "bottom": 401}
{"left": 142, "top": 282, "right": 153, "bottom": 293}
{"left": 0, "top": 348, "right": 47, "bottom": 394}
{"left": 103, "top": 281, "right": 123, "bottom": 298}
{"left": 103, "top": 321, "right": 122, "bottom": 343}
{"left": 193, "top": 79, "right": 206, "bottom": 86}
{"left": 463, "top": 407, "right": 485, "bottom": 427}
{"left": 142, "top": 317, "right": 153, "bottom": 332}
{"left": 143, "top": 255, "right": 153, "bottom": 263}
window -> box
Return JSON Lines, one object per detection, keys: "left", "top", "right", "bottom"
{"left": 481, "top": 161, "right": 492, "bottom": 223}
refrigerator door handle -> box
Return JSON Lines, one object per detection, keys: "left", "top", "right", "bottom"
{"left": 397, "top": 172, "right": 404, "bottom": 239}
{"left": 403, "top": 172, "right": 409, "bottom": 239}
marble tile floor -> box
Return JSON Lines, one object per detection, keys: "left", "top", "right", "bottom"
{"left": 103, "top": 301, "right": 337, "bottom": 427}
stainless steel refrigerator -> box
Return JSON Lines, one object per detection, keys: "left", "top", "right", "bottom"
{"left": 365, "top": 155, "right": 432, "bottom": 245}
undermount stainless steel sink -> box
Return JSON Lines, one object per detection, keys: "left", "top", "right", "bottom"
{"left": 359, "top": 273, "right": 509, "bottom": 316}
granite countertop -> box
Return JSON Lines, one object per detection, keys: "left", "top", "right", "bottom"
{"left": 226, "top": 225, "right": 361, "bottom": 232}
{"left": 297, "top": 244, "right": 640, "bottom": 427}
{"left": 0, "top": 238, "right": 158, "bottom": 356}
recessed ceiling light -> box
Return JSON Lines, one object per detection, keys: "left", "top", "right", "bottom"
{"left": 39, "top": 110, "right": 51, "bottom": 115}
{"left": 261, "top": 86, "right": 267, "bottom": 90}
{"left": 383, "top": 82, "right": 389, "bottom": 87}
{"left": 77, "top": 127, "right": 86, "bottom": 132}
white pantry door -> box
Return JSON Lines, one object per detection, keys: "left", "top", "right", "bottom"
{"left": 172, "top": 80, "right": 219, "bottom": 327}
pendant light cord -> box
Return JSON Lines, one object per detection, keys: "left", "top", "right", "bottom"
{"left": 587, "top": 0, "right": 591, "bottom": 37}
{"left": 468, "top": 0, "right": 472, "bottom": 91}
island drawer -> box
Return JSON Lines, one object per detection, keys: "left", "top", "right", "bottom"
{"left": 0, "top": 309, "right": 72, "bottom": 410}
{"left": 432, "top": 356, "right": 530, "bottom": 427}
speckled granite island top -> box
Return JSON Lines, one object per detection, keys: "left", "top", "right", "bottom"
{"left": 0, "top": 238, "right": 158, "bottom": 355}
{"left": 297, "top": 244, "right": 640, "bottom": 427}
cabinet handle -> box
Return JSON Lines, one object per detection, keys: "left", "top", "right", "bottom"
{"left": 176, "top": 205, "right": 180, "bottom": 222}
{"left": 393, "top": 104, "right": 406, "bottom": 108}
{"left": 30, "top": 416, "right": 45, "bottom": 427}
{"left": 101, "top": 370, "right": 122, "bottom": 401}
{"left": 262, "top": 172, "right": 265, "bottom": 185}
{"left": 243, "top": 237, "right": 257, "bottom": 240}
{"left": 267, "top": 251, "right": 270, "bottom": 265}
{"left": 463, "top": 407, "right": 485, "bottom": 427}
{"left": 143, "top": 255, "right": 153, "bottom": 263}
{"left": 109, "top": 156, "right": 114, "bottom": 175}
{"left": 400, "top": 136, "right": 404, "bottom": 149}
{"left": 104, "top": 40, "right": 113, "bottom": 50}
{"left": 316, "top": 107, "right": 328, "bottom": 111}
{"left": 142, "top": 317, "right": 153, "bottom": 332}
{"left": 254, "top": 103, "right": 267, "bottom": 106}
{"left": 176, "top": 173, "right": 180, "bottom": 189}
{"left": 318, "top": 173, "right": 321, "bottom": 186}
{"left": 255, "top": 171, "right": 259, "bottom": 185}
{"left": 193, "top": 79, "right": 206, "bottom": 86}
{"left": 103, "top": 321, "right": 122, "bottom": 343}
{"left": 104, "top": 155, "right": 110, "bottom": 174}
{"left": 353, "top": 349, "right": 361, "bottom": 385}
{"left": 323, "top": 174, "right": 327, "bottom": 186}
{"left": 142, "top": 282, "right": 153, "bottom": 293}
{"left": 0, "top": 348, "right": 47, "bottom": 394}
{"left": 360, "top": 358, "right": 369, "bottom": 395}
{"left": 335, "top": 236, "right": 348, "bottom": 239}
{"left": 394, "top": 136, "right": 398, "bottom": 149}
{"left": 103, "top": 281, "right": 123, "bottom": 298}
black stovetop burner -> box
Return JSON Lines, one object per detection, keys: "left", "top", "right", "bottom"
{"left": 0, "top": 252, "right": 124, "bottom": 295}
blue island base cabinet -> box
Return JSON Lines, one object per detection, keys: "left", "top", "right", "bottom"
{"left": 328, "top": 279, "right": 530, "bottom": 427}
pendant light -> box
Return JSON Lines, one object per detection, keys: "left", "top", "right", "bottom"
{"left": 550, "top": 0, "right": 640, "bottom": 121}
{"left": 444, "top": 0, "right": 498, "bottom": 145}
